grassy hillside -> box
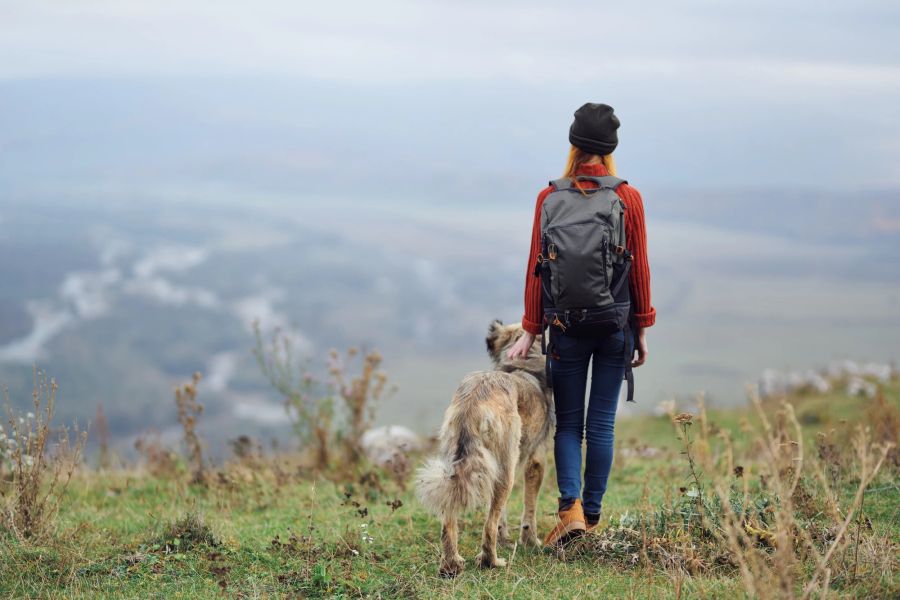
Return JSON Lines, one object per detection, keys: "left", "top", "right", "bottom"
{"left": 1, "top": 381, "right": 898, "bottom": 599}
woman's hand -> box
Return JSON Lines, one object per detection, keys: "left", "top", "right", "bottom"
{"left": 507, "top": 332, "right": 536, "bottom": 360}
{"left": 632, "top": 328, "right": 648, "bottom": 367}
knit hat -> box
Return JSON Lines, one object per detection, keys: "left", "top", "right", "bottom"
{"left": 568, "top": 103, "right": 620, "bottom": 155}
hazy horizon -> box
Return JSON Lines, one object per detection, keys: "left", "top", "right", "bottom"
{"left": 1, "top": 1, "right": 898, "bottom": 453}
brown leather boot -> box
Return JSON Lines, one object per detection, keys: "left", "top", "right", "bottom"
{"left": 542, "top": 499, "right": 586, "bottom": 547}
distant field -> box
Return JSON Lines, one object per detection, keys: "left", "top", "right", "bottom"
{"left": 2, "top": 379, "right": 897, "bottom": 598}
{"left": 2, "top": 191, "right": 898, "bottom": 455}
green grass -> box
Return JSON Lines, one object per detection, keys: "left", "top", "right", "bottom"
{"left": 2, "top": 383, "right": 898, "bottom": 599}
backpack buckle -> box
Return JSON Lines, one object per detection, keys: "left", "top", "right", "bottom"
{"left": 547, "top": 244, "right": 558, "bottom": 260}
{"left": 612, "top": 245, "right": 625, "bottom": 255}
{"left": 551, "top": 315, "right": 567, "bottom": 333}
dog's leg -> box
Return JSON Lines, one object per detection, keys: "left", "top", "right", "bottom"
{"left": 497, "top": 506, "right": 511, "bottom": 547}
{"left": 477, "top": 470, "right": 515, "bottom": 569}
{"left": 519, "top": 450, "right": 545, "bottom": 547}
{"left": 439, "top": 516, "right": 465, "bottom": 578}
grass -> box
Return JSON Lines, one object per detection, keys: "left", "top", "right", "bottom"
{"left": 1, "top": 383, "right": 897, "bottom": 599}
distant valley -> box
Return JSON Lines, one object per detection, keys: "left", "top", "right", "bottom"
{"left": 1, "top": 187, "right": 897, "bottom": 456}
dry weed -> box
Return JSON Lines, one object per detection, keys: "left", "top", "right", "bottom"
{"left": 92, "top": 402, "right": 113, "bottom": 470}
{"left": 254, "top": 323, "right": 393, "bottom": 474}
{"left": 692, "top": 391, "right": 894, "bottom": 599}
{"left": 0, "top": 370, "right": 86, "bottom": 542}
{"left": 174, "top": 372, "right": 206, "bottom": 484}
{"left": 328, "top": 347, "right": 390, "bottom": 466}
{"left": 568, "top": 388, "right": 897, "bottom": 599}
{"left": 134, "top": 431, "right": 181, "bottom": 478}
{"left": 254, "top": 323, "right": 333, "bottom": 470}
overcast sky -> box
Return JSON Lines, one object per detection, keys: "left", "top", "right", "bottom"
{"left": 2, "top": 1, "right": 899, "bottom": 188}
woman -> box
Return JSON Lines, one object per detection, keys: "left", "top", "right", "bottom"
{"left": 506, "top": 103, "right": 655, "bottom": 546}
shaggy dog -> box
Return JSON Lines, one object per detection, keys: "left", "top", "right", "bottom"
{"left": 416, "top": 320, "right": 553, "bottom": 578}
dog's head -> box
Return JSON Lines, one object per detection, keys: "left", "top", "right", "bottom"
{"left": 485, "top": 319, "right": 542, "bottom": 367}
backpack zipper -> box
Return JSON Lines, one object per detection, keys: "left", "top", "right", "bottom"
{"left": 545, "top": 216, "right": 614, "bottom": 232}
{"left": 601, "top": 239, "right": 610, "bottom": 288}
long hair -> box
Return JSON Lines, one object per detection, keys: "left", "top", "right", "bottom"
{"left": 563, "top": 145, "right": 616, "bottom": 194}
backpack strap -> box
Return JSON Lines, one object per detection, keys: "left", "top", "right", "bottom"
{"left": 578, "top": 175, "right": 627, "bottom": 189}
{"left": 548, "top": 178, "right": 572, "bottom": 191}
{"left": 623, "top": 320, "right": 636, "bottom": 403}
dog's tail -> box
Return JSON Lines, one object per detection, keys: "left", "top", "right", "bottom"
{"left": 415, "top": 420, "right": 500, "bottom": 519}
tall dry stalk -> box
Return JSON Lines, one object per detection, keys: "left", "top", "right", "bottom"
{"left": 174, "top": 372, "right": 206, "bottom": 484}
{"left": 328, "top": 347, "right": 389, "bottom": 466}
{"left": 1, "top": 371, "right": 86, "bottom": 541}
{"left": 253, "top": 324, "right": 333, "bottom": 470}
{"left": 92, "top": 402, "right": 112, "bottom": 470}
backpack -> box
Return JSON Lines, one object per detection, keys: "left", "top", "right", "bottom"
{"left": 534, "top": 175, "right": 636, "bottom": 401}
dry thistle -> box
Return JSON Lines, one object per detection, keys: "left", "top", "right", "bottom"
{"left": 134, "top": 431, "right": 180, "bottom": 478}
{"left": 330, "top": 347, "right": 392, "bottom": 467}
{"left": 92, "top": 402, "right": 112, "bottom": 470}
{"left": 175, "top": 372, "right": 206, "bottom": 484}
{"left": 674, "top": 413, "right": 694, "bottom": 425}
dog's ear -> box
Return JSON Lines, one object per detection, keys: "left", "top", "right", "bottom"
{"left": 485, "top": 319, "right": 504, "bottom": 355}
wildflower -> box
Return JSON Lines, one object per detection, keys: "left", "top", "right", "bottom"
{"left": 26, "top": 412, "right": 35, "bottom": 420}
{"left": 673, "top": 413, "right": 694, "bottom": 425}
{"left": 734, "top": 465, "right": 744, "bottom": 478}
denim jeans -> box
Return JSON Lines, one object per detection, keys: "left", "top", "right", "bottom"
{"left": 550, "top": 329, "right": 627, "bottom": 516}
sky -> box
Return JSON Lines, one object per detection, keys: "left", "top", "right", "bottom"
{"left": 1, "top": 1, "right": 900, "bottom": 189}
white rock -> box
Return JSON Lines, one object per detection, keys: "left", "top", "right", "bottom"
{"left": 803, "top": 370, "right": 831, "bottom": 394}
{"left": 361, "top": 425, "right": 424, "bottom": 466}
{"left": 861, "top": 363, "right": 892, "bottom": 383}
{"left": 827, "top": 360, "right": 860, "bottom": 379}
{"left": 653, "top": 399, "right": 676, "bottom": 417}
{"left": 846, "top": 376, "right": 877, "bottom": 399}
{"left": 758, "top": 368, "right": 785, "bottom": 399}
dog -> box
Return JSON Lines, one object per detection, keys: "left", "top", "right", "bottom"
{"left": 416, "top": 320, "right": 553, "bottom": 578}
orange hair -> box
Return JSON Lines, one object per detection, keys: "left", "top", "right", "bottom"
{"left": 563, "top": 146, "right": 616, "bottom": 194}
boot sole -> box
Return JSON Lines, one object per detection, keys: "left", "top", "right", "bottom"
{"left": 543, "top": 520, "right": 586, "bottom": 548}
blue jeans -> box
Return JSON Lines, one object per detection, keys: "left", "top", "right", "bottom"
{"left": 550, "top": 329, "right": 627, "bottom": 516}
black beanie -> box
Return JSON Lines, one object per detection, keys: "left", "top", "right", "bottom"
{"left": 568, "top": 103, "right": 620, "bottom": 155}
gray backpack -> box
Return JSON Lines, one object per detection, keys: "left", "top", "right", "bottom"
{"left": 534, "top": 175, "right": 635, "bottom": 400}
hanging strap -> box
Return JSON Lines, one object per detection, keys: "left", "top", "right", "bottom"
{"left": 543, "top": 326, "right": 553, "bottom": 390}
{"left": 623, "top": 320, "right": 635, "bottom": 403}
{"left": 610, "top": 253, "right": 633, "bottom": 298}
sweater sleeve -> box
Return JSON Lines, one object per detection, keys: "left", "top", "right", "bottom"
{"left": 618, "top": 184, "right": 656, "bottom": 328}
{"left": 521, "top": 186, "right": 553, "bottom": 336}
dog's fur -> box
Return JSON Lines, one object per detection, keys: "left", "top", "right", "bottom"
{"left": 416, "top": 320, "right": 553, "bottom": 578}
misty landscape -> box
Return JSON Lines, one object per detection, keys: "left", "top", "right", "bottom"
{"left": 2, "top": 81, "right": 898, "bottom": 455}
{"left": 1, "top": 3, "right": 899, "bottom": 456}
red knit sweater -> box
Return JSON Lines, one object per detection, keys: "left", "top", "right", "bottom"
{"left": 521, "top": 162, "right": 656, "bottom": 335}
